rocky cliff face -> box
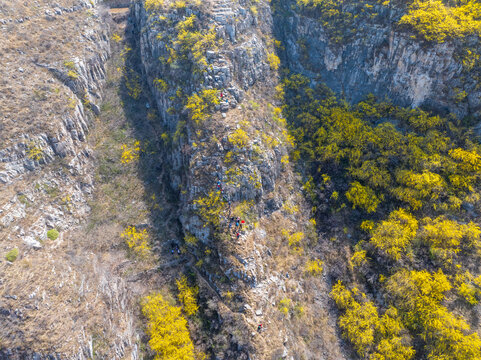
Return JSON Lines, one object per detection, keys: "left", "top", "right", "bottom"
{"left": 132, "top": 1, "right": 347, "bottom": 358}
{"left": 3, "top": 0, "right": 478, "bottom": 358}
{"left": 273, "top": 0, "right": 481, "bottom": 119}
{"left": 0, "top": 1, "right": 142, "bottom": 359}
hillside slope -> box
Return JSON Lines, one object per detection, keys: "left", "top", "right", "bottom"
{"left": 132, "top": 0, "right": 348, "bottom": 358}
{"left": 2, "top": 0, "right": 481, "bottom": 359}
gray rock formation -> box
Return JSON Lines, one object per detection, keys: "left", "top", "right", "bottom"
{"left": 274, "top": 1, "right": 480, "bottom": 119}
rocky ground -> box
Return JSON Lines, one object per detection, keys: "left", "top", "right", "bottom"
{"left": 1, "top": 0, "right": 348, "bottom": 358}
{"left": 131, "top": 0, "right": 351, "bottom": 358}
{"left": 0, "top": 3, "right": 154, "bottom": 358}
{"left": 2, "top": 0, "right": 478, "bottom": 359}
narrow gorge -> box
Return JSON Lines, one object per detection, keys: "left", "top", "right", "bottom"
{"left": 1, "top": 0, "right": 481, "bottom": 359}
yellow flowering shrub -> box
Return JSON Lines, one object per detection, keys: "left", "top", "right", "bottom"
{"left": 153, "top": 78, "right": 168, "bottom": 92}
{"left": 278, "top": 298, "right": 292, "bottom": 316}
{"left": 282, "top": 201, "right": 299, "bottom": 214}
{"left": 331, "top": 282, "right": 415, "bottom": 359}
{"left": 121, "top": 226, "right": 151, "bottom": 257}
{"left": 184, "top": 232, "right": 198, "bottom": 246}
{"left": 281, "top": 229, "right": 304, "bottom": 253}
{"left": 186, "top": 89, "right": 219, "bottom": 124}
{"left": 177, "top": 276, "right": 199, "bottom": 316}
{"left": 120, "top": 141, "right": 140, "bottom": 164}
{"left": 449, "top": 148, "right": 481, "bottom": 172}
{"left": 193, "top": 190, "right": 225, "bottom": 227}
{"left": 305, "top": 259, "right": 324, "bottom": 276}
{"left": 399, "top": 0, "right": 481, "bottom": 42}
{"left": 267, "top": 52, "right": 280, "bottom": 70}
{"left": 350, "top": 250, "right": 367, "bottom": 268}
{"left": 345, "top": 181, "right": 381, "bottom": 213}
{"left": 124, "top": 69, "right": 142, "bottom": 99}
{"left": 27, "top": 142, "right": 44, "bottom": 161}
{"left": 386, "top": 269, "right": 481, "bottom": 359}
{"left": 228, "top": 128, "right": 249, "bottom": 148}
{"left": 141, "top": 293, "right": 195, "bottom": 360}
{"left": 369, "top": 209, "right": 418, "bottom": 261}
{"left": 420, "top": 216, "right": 481, "bottom": 261}
{"left": 145, "top": 0, "right": 164, "bottom": 12}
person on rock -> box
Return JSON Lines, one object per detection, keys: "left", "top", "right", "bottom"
{"left": 257, "top": 323, "right": 262, "bottom": 332}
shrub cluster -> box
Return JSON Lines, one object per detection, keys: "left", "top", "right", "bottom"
{"left": 281, "top": 72, "right": 481, "bottom": 358}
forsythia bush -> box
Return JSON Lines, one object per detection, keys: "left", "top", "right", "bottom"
{"left": 278, "top": 298, "right": 292, "bottom": 316}
{"left": 369, "top": 209, "right": 418, "bottom": 260}
{"left": 345, "top": 181, "right": 381, "bottom": 213}
{"left": 121, "top": 226, "right": 151, "bottom": 257}
{"left": 420, "top": 216, "right": 481, "bottom": 261}
{"left": 145, "top": 0, "right": 164, "bottom": 11}
{"left": 399, "top": 0, "right": 481, "bottom": 42}
{"left": 167, "top": 14, "right": 220, "bottom": 73}
{"left": 120, "top": 141, "right": 140, "bottom": 164}
{"left": 193, "top": 190, "right": 225, "bottom": 227}
{"left": 280, "top": 69, "right": 481, "bottom": 359}
{"left": 330, "top": 282, "right": 415, "bottom": 359}
{"left": 281, "top": 229, "right": 305, "bottom": 253}
{"left": 177, "top": 276, "right": 199, "bottom": 316}
{"left": 393, "top": 170, "right": 445, "bottom": 209}
{"left": 228, "top": 128, "right": 250, "bottom": 148}
{"left": 386, "top": 269, "right": 481, "bottom": 359}
{"left": 153, "top": 78, "right": 168, "bottom": 92}
{"left": 350, "top": 250, "right": 368, "bottom": 267}
{"left": 449, "top": 148, "right": 481, "bottom": 172}
{"left": 267, "top": 52, "right": 280, "bottom": 70}
{"left": 141, "top": 293, "right": 195, "bottom": 360}
{"left": 27, "top": 142, "right": 44, "bottom": 161}
{"left": 305, "top": 259, "right": 324, "bottom": 276}
{"left": 124, "top": 69, "right": 142, "bottom": 99}
{"left": 186, "top": 89, "right": 219, "bottom": 124}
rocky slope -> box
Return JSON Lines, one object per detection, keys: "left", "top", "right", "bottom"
{"left": 2, "top": 0, "right": 480, "bottom": 359}
{"left": 132, "top": 0, "right": 348, "bottom": 358}
{"left": 0, "top": 2, "right": 146, "bottom": 358}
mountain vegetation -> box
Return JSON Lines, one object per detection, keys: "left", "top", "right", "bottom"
{"left": 281, "top": 71, "right": 481, "bottom": 358}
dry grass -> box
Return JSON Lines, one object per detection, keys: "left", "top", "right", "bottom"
{"left": 0, "top": 14, "right": 169, "bottom": 356}
{"left": 0, "top": 0, "right": 105, "bottom": 146}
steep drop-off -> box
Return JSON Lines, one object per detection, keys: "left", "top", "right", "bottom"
{"left": 131, "top": 0, "right": 347, "bottom": 358}
{"left": 2, "top": 0, "right": 481, "bottom": 359}
{"left": 273, "top": 0, "right": 481, "bottom": 119}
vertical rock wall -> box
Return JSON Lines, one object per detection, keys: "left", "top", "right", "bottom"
{"left": 273, "top": 0, "right": 480, "bottom": 119}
